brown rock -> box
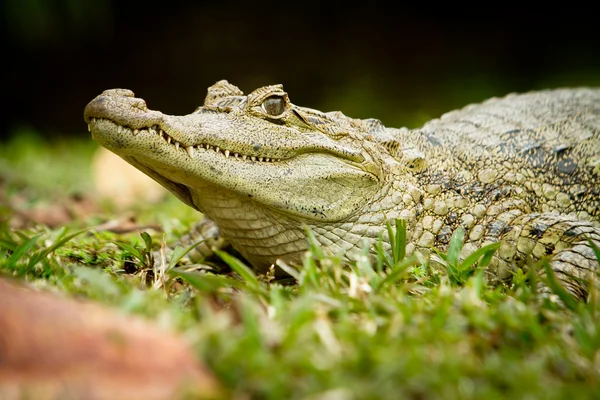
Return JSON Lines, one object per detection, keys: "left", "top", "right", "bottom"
{"left": 0, "top": 278, "right": 221, "bottom": 400}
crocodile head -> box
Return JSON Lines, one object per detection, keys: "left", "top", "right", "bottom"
{"left": 84, "top": 80, "right": 401, "bottom": 270}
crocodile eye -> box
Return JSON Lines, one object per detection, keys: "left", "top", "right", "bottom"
{"left": 262, "top": 96, "right": 286, "bottom": 116}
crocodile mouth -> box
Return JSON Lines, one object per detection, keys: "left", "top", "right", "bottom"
{"left": 87, "top": 106, "right": 379, "bottom": 222}
{"left": 89, "top": 117, "right": 284, "bottom": 163}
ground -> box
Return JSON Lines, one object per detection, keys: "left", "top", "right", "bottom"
{"left": 1, "top": 131, "right": 600, "bottom": 399}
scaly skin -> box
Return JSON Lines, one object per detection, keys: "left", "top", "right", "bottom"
{"left": 85, "top": 81, "right": 600, "bottom": 299}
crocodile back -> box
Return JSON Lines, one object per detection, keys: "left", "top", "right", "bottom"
{"left": 419, "top": 88, "right": 600, "bottom": 220}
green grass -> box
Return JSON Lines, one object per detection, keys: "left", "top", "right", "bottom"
{"left": 2, "top": 135, "right": 600, "bottom": 399}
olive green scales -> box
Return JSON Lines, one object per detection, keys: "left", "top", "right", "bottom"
{"left": 85, "top": 81, "right": 600, "bottom": 299}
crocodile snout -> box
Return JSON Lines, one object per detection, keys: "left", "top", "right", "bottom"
{"left": 84, "top": 89, "right": 157, "bottom": 127}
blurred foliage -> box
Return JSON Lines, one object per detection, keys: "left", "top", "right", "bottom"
{"left": 0, "top": 128, "right": 96, "bottom": 198}
{"left": 4, "top": 2, "right": 600, "bottom": 138}
{"left": 1, "top": 202, "right": 600, "bottom": 398}
{"left": 4, "top": 0, "right": 112, "bottom": 44}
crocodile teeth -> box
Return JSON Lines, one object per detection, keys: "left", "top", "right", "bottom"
{"left": 92, "top": 120, "right": 279, "bottom": 164}
{"left": 114, "top": 121, "right": 282, "bottom": 163}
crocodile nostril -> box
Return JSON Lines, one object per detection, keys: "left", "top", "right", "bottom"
{"left": 83, "top": 89, "right": 150, "bottom": 123}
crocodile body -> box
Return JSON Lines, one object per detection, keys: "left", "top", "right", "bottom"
{"left": 85, "top": 81, "right": 600, "bottom": 299}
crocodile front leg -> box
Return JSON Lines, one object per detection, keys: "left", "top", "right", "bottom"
{"left": 493, "top": 213, "right": 600, "bottom": 300}
{"left": 179, "top": 219, "right": 229, "bottom": 263}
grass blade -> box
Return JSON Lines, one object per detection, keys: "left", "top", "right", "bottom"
{"left": 376, "top": 254, "right": 420, "bottom": 292}
{"left": 0, "top": 237, "right": 17, "bottom": 252}
{"left": 167, "top": 236, "right": 209, "bottom": 270}
{"left": 215, "top": 249, "right": 262, "bottom": 290}
{"left": 141, "top": 231, "right": 153, "bottom": 251}
{"left": 446, "top": 227, "right": 465, "bottom": 267}
{"left": 171, "top": 268, "right": 245, "bottom": 292}
{"left": 460, "top": 242, "right": 501, "bottom": 271}
{"left": 376, "top": 233, "right": 394, "bottom": 270}
{"left": 394, "top": 218, "right": 406, "bottom": 263}
{"left": 385, "top": 219, "right": 396, "bottom": 264}
{"left": 114, "top": 241, "right": 144, "bottom": 261}
{"left": 276, "top": 259, "right": 301, "bottom": 280}
{"left": 589, "top": 239, "right": 600, "bottom": 265}
{"left": 7, "top": 234, "right": 41, "bottom": 266}
{"left": 541, "top": 259, "right": 579, "bottom": 312}
{"left": 304, "top": 226, "right": 325, "bottom": 259}
{"left": 30, "top": 227, "right": 90, "bottom": 267}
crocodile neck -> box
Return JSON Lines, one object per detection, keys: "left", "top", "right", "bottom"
{"left": 183, "top": 144, "right": 426, "bottom": 269}
{"left": 188, "top": 180, "right": 310, "bottom": 269}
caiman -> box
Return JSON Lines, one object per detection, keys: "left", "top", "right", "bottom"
{"left": 85, "top": 81, "right": 600, "bottom": 300}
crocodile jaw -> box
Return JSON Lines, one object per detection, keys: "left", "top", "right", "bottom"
{"left": 85, "top": 89, "right": 381, "bottom": 224}
{"left": 88, "top": 118, "right": 379, "bottom": 225}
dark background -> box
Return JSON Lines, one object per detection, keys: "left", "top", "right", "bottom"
{"left": 4, "top": 1, "right": 600, "bottom": 140}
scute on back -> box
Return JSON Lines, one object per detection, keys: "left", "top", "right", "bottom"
{"left": 418, "top": 88, "right": 600, "bottom": 220}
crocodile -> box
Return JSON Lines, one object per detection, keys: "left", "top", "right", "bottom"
{"left": 85, "top": 81, "right": 600, "bottom": 300}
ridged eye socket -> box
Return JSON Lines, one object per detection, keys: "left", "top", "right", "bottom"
{"left": 262, "top": 96, "right": 286, "bottom": 116}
